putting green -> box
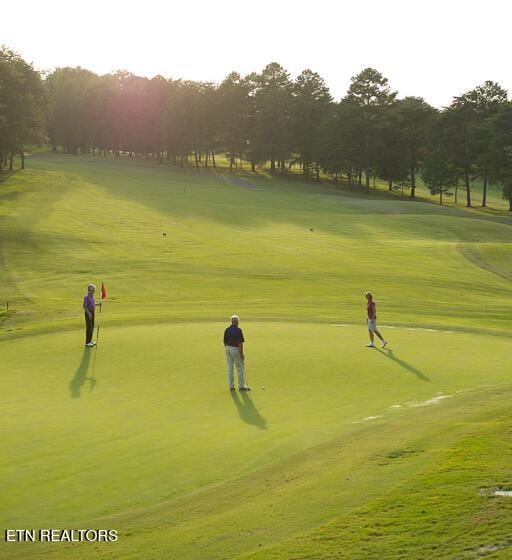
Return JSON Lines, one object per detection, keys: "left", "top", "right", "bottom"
{"left": 1, "top": 153, "right": 512, "bottom": 559}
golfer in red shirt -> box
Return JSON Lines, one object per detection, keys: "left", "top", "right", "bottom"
{"left": 365, "top": 291, "right": 388, "bottom": 348}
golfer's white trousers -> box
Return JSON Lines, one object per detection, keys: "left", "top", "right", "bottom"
{"left": 225, "top": 346, "right": 245, "bottom": 387}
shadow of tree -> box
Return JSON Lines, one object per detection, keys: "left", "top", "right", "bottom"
{"left": 0, "top": 168, "right": 21, "bottom": 184}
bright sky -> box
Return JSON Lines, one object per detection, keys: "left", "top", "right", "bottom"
{"left": 1, "top": 0, "right": 510, "bottom": 107}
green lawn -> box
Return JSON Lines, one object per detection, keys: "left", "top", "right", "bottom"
{"left": 1, "top": 153, "right": 512, "bottom": 559}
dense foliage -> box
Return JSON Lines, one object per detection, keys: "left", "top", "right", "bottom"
{"left": 0, "top": 46, "right": 46, "bottom": 170}
{"left": 1, "top": 46, "right": 512, "bottom": 209}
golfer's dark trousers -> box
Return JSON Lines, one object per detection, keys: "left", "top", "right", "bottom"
{"left": 85, "top": 312, "right": 95, "bottom": 344}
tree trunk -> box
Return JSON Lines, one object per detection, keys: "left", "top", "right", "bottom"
{"left": 251, "top": 160, "right": 256, "bottom": 172}
{"left": 388, "top": 179, "right": 392, "bottom": 191}
{"left": 194, "top": 150, "right": 199, "bottom": 170}
{"left": 212, "top": 149, "right": 216, "bottom": 168}
{"left": 358, "top": 169, "right": 362, "bottom": 187}
{"left": 465, "top": 171, "right": 471, "bottom": 207}
{"left": 455, "top": 185, "right": 458, "bottom": 204}
{"left": 229, "top": 153, "right": 234, "bottom": 173}
{"left": 315, "top": 163, "right": 320, "bottom": 182}
{"left": 270, "top": 157, "right": 276, "bottom": 172}
{"left": 348, "top": 167, "right": 353, "bottom": 187}
{"left": 364, "top": 128, "right": 370, "bottom": 189}
{"left": 410, "top": 154, "right": 416, "bottom": 198}
{"left": 440, "top": 189, "right": 443, "bottom": 206}
{"left": 482, "top": 173, "right": 488, "bottom": 207}
{"left": 9, "top": 152, "right": 13, "bottom": 170}
{"left": 21, "top": 147, "right": 25, "bottom": 169}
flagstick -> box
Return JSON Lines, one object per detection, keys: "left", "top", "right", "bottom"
{"left": 91, "top": 282, "right": 104, "bottom": 389}
{"left": 95, "top": 312, "right": 101, "bottom": 347}
{"left": 96, "top": 283, "right": 103, "bottom": 348}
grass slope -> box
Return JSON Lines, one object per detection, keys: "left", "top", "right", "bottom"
{"left": 1, "top": 153, "right": 512, "bottom": 559}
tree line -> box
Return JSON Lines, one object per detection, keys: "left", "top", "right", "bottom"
{"left": 0, "top": 47, "right": 46, "bottom": 170}
{"left": 1, "top": 45, "right": 512, "bottom": 209}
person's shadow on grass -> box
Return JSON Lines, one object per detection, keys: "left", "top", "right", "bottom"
{"left": 230, "top": 391, "right": 268, "bottom": 430}
{"left": 69, "top": 349, "right": 97, "bottom": 398}
{"left": 376, "top": 348, "right": 430, "bottom": 381}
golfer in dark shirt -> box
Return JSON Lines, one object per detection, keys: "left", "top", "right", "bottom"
{"left": 83, "top": 283, "right": 101, "bottom": 347}
{"left": 223, "top": 315, "right": 250, "bottom": 391}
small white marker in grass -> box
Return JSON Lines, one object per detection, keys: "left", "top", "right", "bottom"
{"left": 494, "top": 489, "right": 512, "bottom": 498}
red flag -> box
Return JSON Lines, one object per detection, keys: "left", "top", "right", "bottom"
{"left": 101, "top": 282, "right": 107, "bottom": 300}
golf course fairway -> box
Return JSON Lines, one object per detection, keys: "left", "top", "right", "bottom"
{"left": 1, "top": 153, "right": 512, "bottom": 559}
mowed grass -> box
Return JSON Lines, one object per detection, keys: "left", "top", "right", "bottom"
{"left": 1, "top": 153, "right": 512, "bottom": 559}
